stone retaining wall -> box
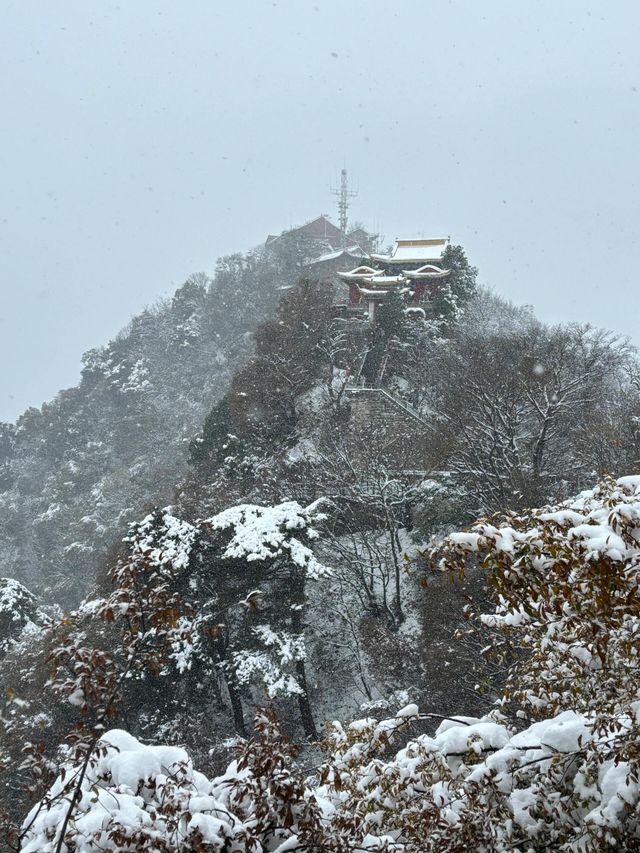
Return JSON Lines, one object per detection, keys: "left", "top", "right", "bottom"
{"left": 344, "top": 388, "right": 428, "bottom": 471}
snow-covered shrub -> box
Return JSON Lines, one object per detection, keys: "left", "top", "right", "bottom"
{"left": 318, "top": 704, "right": 640, "bottom": 850}
{"left": 432, "top": 474, "right": 640, "bottom": 720}
{"left": 23, "top": 703, "right": 640, "bottom": 851}
{"left": 18, "top": 475, "right": 640, "bottom": 850}
{"left": 21, "top": 728, "right": 238, "bottom": 852}
{"left": 0, "top": 577, "right": 42, "bottom": 654}
{"left": 21, "top": 713, "right": 325, "bottom": 853}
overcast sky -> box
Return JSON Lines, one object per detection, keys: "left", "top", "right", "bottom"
{"left": 1, "top": 0, "right": 639, "bottom": 421}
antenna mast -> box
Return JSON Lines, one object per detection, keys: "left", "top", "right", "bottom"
{"left": 331, "top": 168, "right": 358, "bottom": 247}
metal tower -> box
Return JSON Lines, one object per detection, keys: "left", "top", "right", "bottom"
{"left": 331, "top": 168, "right": 358, "bottom": 246}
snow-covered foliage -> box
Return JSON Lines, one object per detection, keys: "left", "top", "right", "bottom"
{"left": 205, "top": 500, "right": 330, "bottom": 580}
{"left": 20, "top": 474, "right": 640, "bottom": 851}
{"left": 21, "top": 728, "right": 238, "bottom": 852}
{"left": 124, "top": 509, "right": 198, "bottom": 574}
{"left": 116, "top": 499, "right": 330, "bottom": 701}
{"left": 0, "top": 577, "right": 44, "bottom": 654}
{"left": 434, "top": 474, "right": 640, "bottom": 720}
{"left": 318, "top": 704, "right": 640, "bottom": 850}
{"left": 22, "top": 704, "right": 640, "bottom": 851}
{"left": 232, "top": 626, "right": 307, "bottom": 698}
{"left": 21, "top": 712, "right": 326, "bottom": 851}
{"left": 10, "top": 494, "right": 328, "bottom": 804}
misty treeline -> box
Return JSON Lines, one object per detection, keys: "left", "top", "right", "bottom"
{"left": 1, "top": 234, "right": 640, "bottom": 849}
{"left": 0, "top": 233, "right": 316, "bottom": 605}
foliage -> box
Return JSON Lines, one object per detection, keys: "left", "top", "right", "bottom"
{"left": 433, "top": 244, "right": 478, "bottom": 322}
{"left": 431, "top": 474, "right": 640, "bottom": 722}
{"left": 21, "top": 474, "right": 640, "bottom": 851}
{"left": 20, "top": 712, "right": 329, "bottom": 853}
{"left": 2, "top": 497, "right": 329, "bottom": 848}
{"left": 0, "top": 578, "right": 43, "bottom": 656}
{"left": 0, "top": 236, "right": 314, "bottom": 605}
{"left": 189, "top": 278, "right": 334, "bottom": 475}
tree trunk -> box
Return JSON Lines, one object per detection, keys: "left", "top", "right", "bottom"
{"left": 215, "top": 632, "right": 247, "bottom": 737}
{"left": 289, "top": 574, "right": 318, "bottom": 739}
{"left": 295, "top": 659, "right": 318, "bottom": 739}
{"left": 227, "top": 678, "right": 247, "bottom": 738}
{"left": 386, "top": 511, "right": 405, "bottom": 628}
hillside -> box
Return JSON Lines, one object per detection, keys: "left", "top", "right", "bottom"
{"left": 0, "top": 235, "right": 318, "bottom": 604}
{"left": 1, "top": 235, "right": 640, "bottom": 848}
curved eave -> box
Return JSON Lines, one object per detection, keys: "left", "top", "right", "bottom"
{"left": 358, "top": 286, "right": 412, "bottom": 297}
{"left": 370, "top": 258, "right": 446, "bottom": 266}
{"left": 403, "top": 268, "right": 450, "bottom": 279}
{"left": 363, "top": 276, "right": 404, "bottom": 285}
{"left": 337, "top": 266, "right": 383, "bottom": 281}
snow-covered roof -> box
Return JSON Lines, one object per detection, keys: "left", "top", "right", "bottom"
{"left": 358, "top": 284, "right": 411, "bottom": 299}
{"left": 340, "top": 272, "right": 406, "bottom": 289}
{"left": 307, "top": 245, "right": 367, "bottom": 266}
{"left": 359, "top": 275, "right": 405, "bottom": 285}
{"left": 357, "top": 285, "right": 411, "bottom": 298}
{"left": 371, "top": 237, "right": 449, "bottom": 264}
{"left": 403, "top": 264, "right": 450, "bottom": 279}
{"left": 337, "top": 265, "right": 385, "bottom": 280}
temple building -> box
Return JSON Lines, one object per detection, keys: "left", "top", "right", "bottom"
{"left": 266, "top": 215, "right": 342, "bottom": 249}
{"left": 336, "top": 237, "right": 451, "bottom": 323}
{"left": 266, "top": 215, "right": 375, "bottom": 255}
{"left": 264, "top": 205, "right": 451, "bottom": 325}
{"left": 305, "top": 245, "right": 368, "bottom": 279}
{"left": 370, "top": 237, "right": 449, "bottom": 269}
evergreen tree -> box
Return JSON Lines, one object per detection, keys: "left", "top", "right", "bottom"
{"left": 433, "top": 243, "right": 478, "bottom": 322}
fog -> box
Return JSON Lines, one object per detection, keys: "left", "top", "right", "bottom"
{"left": 1, "top": 0, "right": 639, "bottom": 421}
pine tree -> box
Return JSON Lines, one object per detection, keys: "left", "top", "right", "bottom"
{"left": 433, "top": 243, "right": 478, "bottom": 322}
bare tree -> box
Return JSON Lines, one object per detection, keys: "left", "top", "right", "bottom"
{"left": 426, "top": 323, "right": 636, "bottom": 513}
{"left": 310, "top": 434, "right": 423, "bottom": 630}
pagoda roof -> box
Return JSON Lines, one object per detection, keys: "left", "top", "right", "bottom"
{"left": 371, "top": 237, "right": 449, "bottom": 264}
{"left": 307, "top": 245, "right": 367, "bottom": 266}
{"left": 300, "top": 214, "right": 343, "bottom": 240}
{"left": 266, "top": 214, "right": 344, "bottom": 249}
{"left": 403, "top": 264, "right": 450, "bottom": 279}
{"left": 357, "top": 284, "right": 411, "bottom": 299}
{"left": 359, "top": 275, "right": 405, "bottom": 285}
{"left": 337, "top": 265, "right": 384, "bottom": 280}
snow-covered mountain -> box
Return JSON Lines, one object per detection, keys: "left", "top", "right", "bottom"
{"left": 0, "top": 236, "right": 311, "bottom": 604}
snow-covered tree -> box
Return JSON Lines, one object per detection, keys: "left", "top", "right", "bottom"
{"left": 426, "top": 323, "right": 635, "bottom": 513}
{"left": 432, "top": 243, "right": 478, "bottom": 323}
{"left": 431, "top": 474, "right": 640, "bottom": 724}
{"left": 17, "top": 474, "right": 640, "bottom": 851}
{"left": 0, "top": 577, "right": 43, "bottom": 656}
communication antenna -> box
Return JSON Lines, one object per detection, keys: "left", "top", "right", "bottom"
{"left": 331, "top": 167, "right": 358, "bottom": 246}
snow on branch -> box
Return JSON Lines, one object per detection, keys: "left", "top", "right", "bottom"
{"left": 205, "top": 499, "right": 331, "bottom": 580}
{"left": 22, "top": 701, "right": 640, "bottom": 851}
{"left": 21, "top": 478, "right": 640, "bottom": 849}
